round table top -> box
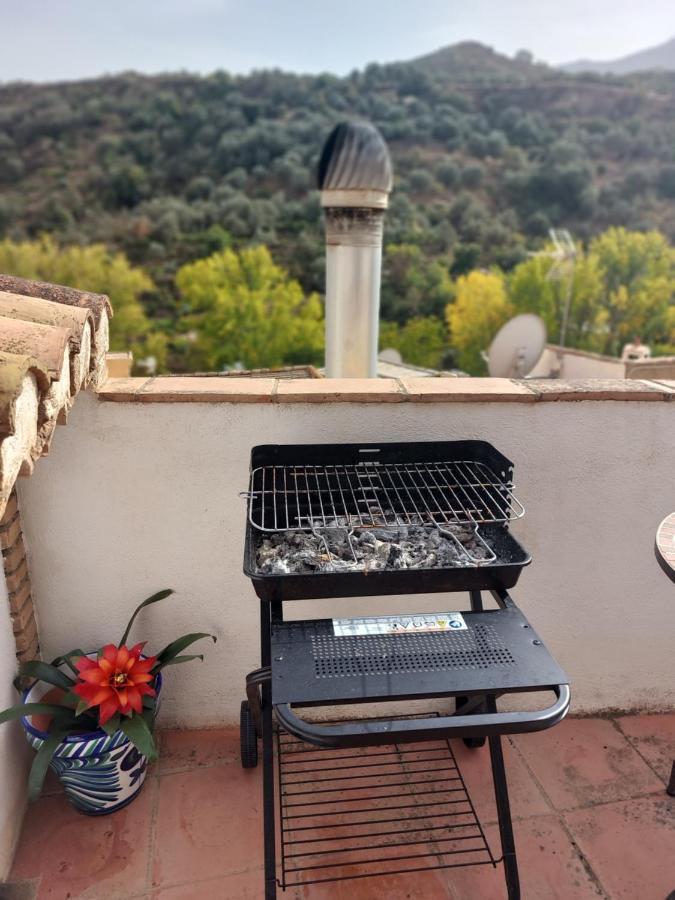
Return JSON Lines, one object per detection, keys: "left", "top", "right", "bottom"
{"left": 655, "top": 512, "right": 675, "bottom": 583}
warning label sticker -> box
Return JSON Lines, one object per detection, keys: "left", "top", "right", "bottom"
{"left": 332, "top": 612, "right": 467, "bottom": 637}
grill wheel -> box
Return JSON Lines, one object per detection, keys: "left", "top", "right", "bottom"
{"left": 456, "top": 695, "right": 487, "bottom": 749}
{"left": 240, "top": 700, "right": 259, "bottom": 768}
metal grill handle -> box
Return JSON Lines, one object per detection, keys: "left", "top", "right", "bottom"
{"left": 275, "top": 684, "right": 570, "bottom": 748}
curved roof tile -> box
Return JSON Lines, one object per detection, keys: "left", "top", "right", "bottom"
{"left": 0, "top": 274, "right": 112, "bottom": 327}
{"left": 0, "top": 351, "right": 50, "bottom": 437}
{"left": 0, "top": 291, "right": 94, "bottom": 389}
{"left": 0, "top": 274, "right": 112, "bottom": 518}
{"left": 0, "top": 275, "right": 111, "bottom": 387}
{"left": 0, "top": 316, "right": 74, "bottom": 387}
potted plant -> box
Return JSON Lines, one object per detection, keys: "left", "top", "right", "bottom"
{"left": 0, "top": 589, "right": 215, "bottom": 815}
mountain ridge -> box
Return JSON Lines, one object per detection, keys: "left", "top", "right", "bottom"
{"left": 562, "top": 36, "right": 675, "bottom": 74}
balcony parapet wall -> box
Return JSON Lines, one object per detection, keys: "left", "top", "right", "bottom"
{"left": 97, "top": 375, "right": 675, "bottom": 404}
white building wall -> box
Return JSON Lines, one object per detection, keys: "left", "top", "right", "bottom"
{"left": 530, "top": 346, "right": 626, "bottom": 379}
{"left": 17, "top": 392, "right": 675, "bottom": 727}
{"left": 0, "top": 566, "right": 29, "bottom": 879}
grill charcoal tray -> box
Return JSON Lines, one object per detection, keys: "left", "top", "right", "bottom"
{"left": 245, "top": 521, "right": 530, "bottom": 601}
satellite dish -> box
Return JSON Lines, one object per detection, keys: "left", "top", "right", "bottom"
{"left": 488, "top": 314, "right": 546, "bottom": 378}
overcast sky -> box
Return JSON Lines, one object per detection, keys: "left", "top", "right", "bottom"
{"left": 1, "top": 0, "right": 675, "bottom": 82}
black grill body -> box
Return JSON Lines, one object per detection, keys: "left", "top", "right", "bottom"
{"left": 240, "top": 439, "right": 569, "bottom": 900}
{"left": 243, "top": 440, "right": 531, "bottom": 600}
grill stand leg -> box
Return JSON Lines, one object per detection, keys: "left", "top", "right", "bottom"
{"left": 469, "top": 589, "right": 483, "bottom": 613}
{"left": 488, "top": 703, "right": 520, "bottom": 900}
{"left": 260, "top": 600, "right": 277, "bottom": 900}
{"left": 469, "top": 589, "right": 519, "bottom": 898}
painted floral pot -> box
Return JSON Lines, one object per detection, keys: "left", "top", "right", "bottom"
{"left": 21, "top": 673, "right": 162, "bottom": 816}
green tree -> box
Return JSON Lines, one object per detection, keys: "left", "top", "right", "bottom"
{"left": 379, "top": 316, "right": 447, "bottom": 368}
{"left": 446, "top": 270, "right": 512, "bottom": 374}
{"left": 507, "top": 249, "right": 604, "bottom": 350}
{"left": 0, "top": 235, "right": 165, "bottom": 368}
{"left": 175, "top": 245, "right": 324, "bottom": 370}
{"left": 381, "top": 244, "right": 453, "bottom": 322}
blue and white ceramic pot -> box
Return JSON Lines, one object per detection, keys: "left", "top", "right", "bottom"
{"left": 21, "top": 672, "right": 162, "bottom": 816}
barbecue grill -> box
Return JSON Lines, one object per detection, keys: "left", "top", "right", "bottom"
{"left": 241, "top": 440, "right": 570, "bottom": 899}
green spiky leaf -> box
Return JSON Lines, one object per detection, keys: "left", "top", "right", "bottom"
{"left": 28, "top": 726, "right": 70, "bottom": 801}
{"left": 119, "top": 589, "right": 174, "bottom": 647}
{"left": 50, "top": 650, "right": 86, "bottom": 677}
{"left": 154, "top": 633, "right": 216, "bottom": 670}
{"left": 19, "top": 661, "right": 75, "bottom": 691}
{"left": 101, "top": 713, "right": 121, "bottom": 736}
{"left": 0, "top": 703, "right": 72, "bottom": 726}
{"left": 156, "top": 653, "right": 205, "bottom": 668}
{"left": 120, "top": 713, "right": 157, "bottom": 761}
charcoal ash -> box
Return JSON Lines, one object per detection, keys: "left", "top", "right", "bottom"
{"left": 255, "top": 520, "right": 495, "bottom": 575}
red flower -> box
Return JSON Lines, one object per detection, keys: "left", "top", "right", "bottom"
{"left": 73, "top": 643, "right": 157, "bottom": 726}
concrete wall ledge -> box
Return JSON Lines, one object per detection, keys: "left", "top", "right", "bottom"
{"left": 97, "top": 375, "right": 675, "bottom": 403}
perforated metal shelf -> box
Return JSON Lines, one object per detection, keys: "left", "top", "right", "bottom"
{"left": 271, "top": 607, "right": 568, "bottom": 706}
{"left": 311, "top": 626, "right": 516, "bottom": 679}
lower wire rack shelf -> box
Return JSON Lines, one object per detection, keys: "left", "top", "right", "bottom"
{"left": 275, "top": 714, "right": 498, "bottom": 890}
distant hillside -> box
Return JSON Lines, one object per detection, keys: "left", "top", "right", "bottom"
{"left": 409, "top": 41, "right": 546, "bottom": 80}
{"left": 3, "top": 40, "right": 675, "bottom": 333}
{"left": 563, "top": 36, "right": 675, "bottom": 74}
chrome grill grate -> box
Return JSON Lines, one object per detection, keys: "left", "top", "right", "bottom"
{"left": 247, "top": 460, "right": 523, "bottom": 533}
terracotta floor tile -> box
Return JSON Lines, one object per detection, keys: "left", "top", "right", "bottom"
{"left": 153, "top": 869, "right": 452, "bottom": 899}
{"left": 444, "top": 815, "right": 603, "bottom": 900}
{"left": 10, "top": 779, "right": 156, "bottom": 900}
{"left": 565, "top": 794, "right": 675, "bottom": 900}
{"left": 450, "top": 737, "right": 550, "bottom": 824}
{"left": 152, "top": 869, "right": 264, "bottom": 899}
{"left": 152, "top": 760, "right": 263, "bottom": 888}
{"left": 158, "top": 727, "right": 240, "bottom": 773}
{"left": 615, "top": 712, "right": 675, "bottom": 783}
{"left": 285, "top": 868, "right": 453, "bottom": 899}
{"left": 512, "top": 718, "right": 663, "bottom": 811}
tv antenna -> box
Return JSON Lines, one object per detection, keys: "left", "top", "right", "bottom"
{"left": 543, "top": 228, "right": 577, "bottom": 349}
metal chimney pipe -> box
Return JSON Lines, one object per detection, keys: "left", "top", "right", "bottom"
{"left": 318, "top": 121, "right": 393, "bottom": 378}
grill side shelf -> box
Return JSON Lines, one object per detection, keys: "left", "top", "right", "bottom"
{"left": 270, "top": 608, "right": 568, "bottom": 706}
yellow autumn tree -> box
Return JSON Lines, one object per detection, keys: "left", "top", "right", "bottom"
{"left": 0, "top": 235, "right": 166, "bottom": 367}
{"left": 446, "top": 270, "right": 512, "bottom": 374}
{"left": 176, "top": 245, "right": 324, "bottom": 370}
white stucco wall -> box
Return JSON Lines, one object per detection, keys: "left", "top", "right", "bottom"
{"left": 530, "top": 346, "right": 625, "bottom": 379}
{"left": 0, "top": 566, "right": 29, "bottom": 879}
{"left": 16, "top": 392, "right": 675, "bottom": 727}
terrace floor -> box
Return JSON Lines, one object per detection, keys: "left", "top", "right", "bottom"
{"left": 5, "top": 713, "right": 675, "bottom": 900}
